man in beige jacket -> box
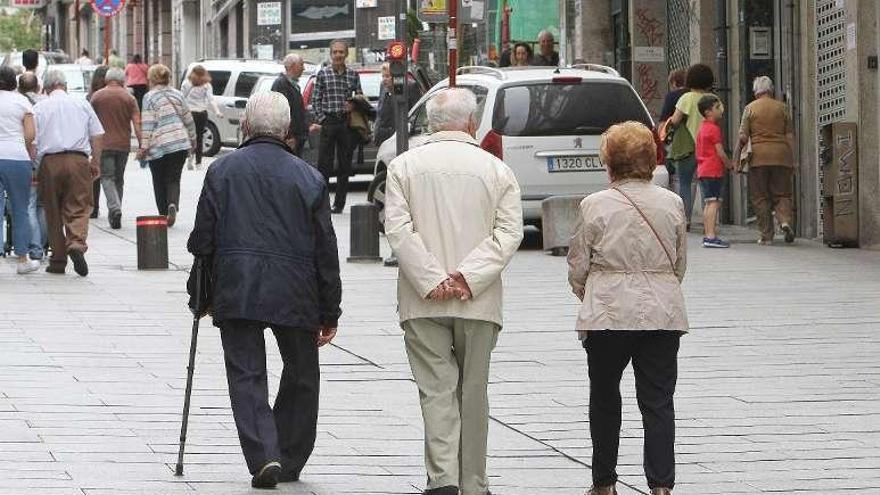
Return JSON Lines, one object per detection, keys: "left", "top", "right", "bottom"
{"left": 384, "top": 88, "right": 524, "bottom": 495}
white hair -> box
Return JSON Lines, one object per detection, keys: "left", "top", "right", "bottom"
{"left": 243, "top": 91, "right": 290, "bottom": 140}
{"left": 427, "top": 88, "right": 477, "bottom": 133}
{"left": 105, "top": 67, "right": 126, "bottom": 84}
{"left": 43, "top": 69, "right": 67, "bottom": 90}
{"left": 283, "top": 53, "right": 303, "bottom": 67}
{"left": 753, "top": 76, "right": 774, "bottom": 96}
{"left": 538, "top": 30, "right": 554, "bottom": 42}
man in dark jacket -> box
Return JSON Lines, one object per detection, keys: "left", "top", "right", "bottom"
{"left": 271, "top": 53, "right": 309, "bottom": 156}
{"left": 187, "top": 91, "right": 342, "bottom": 489}
{"left": 374, "top": 62, "right": 422, "bottom": 148}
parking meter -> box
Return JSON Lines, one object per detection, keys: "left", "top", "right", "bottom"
{"left": 387, "top": 41, "right": 409, "bottom": 155}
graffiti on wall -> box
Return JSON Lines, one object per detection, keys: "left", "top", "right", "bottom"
{"left": 635, "top": 7, "right": 665, "bottom": 46}
{"left": 636, "top": 63, "right": 662, "bottom": 104}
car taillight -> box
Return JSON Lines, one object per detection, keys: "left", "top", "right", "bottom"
{"left": 552, "top": 76, "right": 583, "bottom": 84}
{"left": 653, "top": 127, "right": 664, "bottom": 165}
{"left": 481, "top": 130, "right": 503, "bottom": 160}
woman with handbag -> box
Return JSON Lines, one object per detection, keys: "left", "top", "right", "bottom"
{"left": 734, "top": 76, "right": 796, "bottom": 245}
{"left": 568, "top": 121, "right": 688, "bottom": 495}
{"left": 137, "top": 64, "right": 196, "bottom": 227}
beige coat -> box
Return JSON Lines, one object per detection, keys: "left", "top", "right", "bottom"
{"left": 385, "top": 131, "right": 524, "bottom": 327}
{"left": 567, "top": 179, "right": 689, "bottom": 333}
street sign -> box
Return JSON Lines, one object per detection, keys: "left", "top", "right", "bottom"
{"left": 378, "top": 16, "right": 396, "bottom": 41}
{"left": 257, "top": 2, "right": 282, "bottom": 26}
{"left": 89, "top": 0, "right": 125, "bottom": 18}
{"left": 10, "top": 0, "right": 46, "bottom": 8}
{"left": 418, "top": 0, "right": 479, "bottom": 24}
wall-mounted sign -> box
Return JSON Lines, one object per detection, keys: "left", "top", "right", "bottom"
{"left": 633, "top": 46, "right": 665, "bottom": 63}
{"left": 89, "top": 0, "right": 125, "bottom": 18}
{"left": 356, "top": 0, "right": 377, "bottom": 7}
{"left": 257, "top": 2, "right": 282, "bottom": 26}
{"left": 10, "top": 0, "right": 46, "bottom": 8}
{"left": 749, "top": 27, "right": 772, "bottom": 60}
{"left": 378, "top": 16, "right": 396, "bottom": 41}
{"left": 290, "top": 0, "right": 355, "bottom": 43}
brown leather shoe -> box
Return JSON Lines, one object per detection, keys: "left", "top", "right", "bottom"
{"left": 586, "top": 486, "right": 617, "bottom": 495}
{"left": 651, "top": 488, "right": 672, "bottom": 495}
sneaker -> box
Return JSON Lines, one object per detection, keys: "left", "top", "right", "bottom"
{"left": 586, "top": 486, "right": 618, "bottom": 495}
{"left": 781, "top": 223, "right": 795, "bottom": 243}
{"left": 424, "top": 487, "right": 459, "bottom": 495}
{"left": 703, "top": 237, "right": 731, "bottom": 248}
{"left": 651, "top": 488, "right": 672, "bottom": 495}
{"left": 109, "top": 210, "right": 122, "bottom": 230}
{"left": 69, "top": 250, "right": 89, "bottom": 277}
{"left": 166, "top": 204, "right": 177, "bottom": 227}
{"left": 16, "top": 259, "right": 40, "bottom": 274}
{"left": 251, "top": 461, "right": 281, "bottom": 489}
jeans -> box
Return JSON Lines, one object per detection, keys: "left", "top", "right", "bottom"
{"left": 317, "top": 116, "right": 354, "bottom": 210}
{"left": 148, "top": 150, "right": 187, "bottom": 215}
{"left": 218, "top": 319, "right": 320, "bottom": 477}
{"left": 669, "top": 154, "right": 696, "bottom": 224}
{"left": 100, "top": 150, "right": 129, "bottom": 214}
{"left": 27, "top": 183, "right": 46, "bottom": 259}
{"left": 0, "top": 159, "right": 35, "bottom": 257}
{"left": 585, "top": 330, "right": 681, "bottom": 490}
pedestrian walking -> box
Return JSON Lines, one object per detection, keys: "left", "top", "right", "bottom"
{"left": 668, "top": 63, "right": 719, "bottom": 231}
{"left": 34, "top": 69, "right": 105, "bottom": 276}
{"left": 384, "top": 88, "right": 524, "bottom": 495}
{"left": 374, "top": 61, "right": 422, "bottom": 147}
{"left": 90, "top": 67, "right": 141, "bottom": 230}
{"left": 21, "top": 49, "right": 39, "bottom": 75}
{"left": 187, "top": 91, "right": 341, "bottom": 489}
{"left": 0, "top": 66, "right": 40, "bottom": 274}
{"left": 137, "top": 64, "right": 196, "bottom": 227}
{"left": 511, "top": 42, "right": 533, "bottom": 67}
{"left": 17, "top": 72, "right": 47, "bottom": 261}
{"left": 75, "top": 49, "right": 94, "bottom": 67}
{"left": 311, "top": 39, "right": 362, "bottom": 214}
{"left": 87, "top": 65, "right": 109, "bottom": 219}
{"left": 181, "top": 65, "right": 223, "bottom": 169}
{"left": 735, "top": 76, "right": 796, "bottom": 245}
{"left": 659, "top": 69, "right": 687, "bottom": 189}
{"left": 695, "top": 95, "right": 732, "bottom": 248}
{"left": 567, "top": 121, "right": 688, "bottom": 495}
{"left": 125, "top": 54, "right": 150, "bottom": 110}
{"left": 271, "top": 54, "right": 309, "bottom": 156}
{"left": 107, "top": 49, "right": 124, "bottom": 69}
{"left": 533, "top": 30, "right": 560, "bottom": 66}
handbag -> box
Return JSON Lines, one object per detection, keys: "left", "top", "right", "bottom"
{"left": 611, "top": 186, "right": 676, "bottom": 273}
{"left": 186, "top": 256, "right": 214, "bottom": 318}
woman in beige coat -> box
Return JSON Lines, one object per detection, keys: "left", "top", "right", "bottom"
{"left": 568, "top": 121, "right": 688, "bottom": 495}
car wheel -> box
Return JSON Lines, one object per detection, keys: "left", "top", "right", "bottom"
{"left": 367, "top": 168, "right": 387, "bottom": 234}
{"left": 202, "top": 121, "right": 221, "bottom": 157}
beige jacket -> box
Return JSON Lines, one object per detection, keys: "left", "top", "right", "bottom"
{"left": 385, "top": 131, "right": 524, "bottom": 327}
{"left": 567, "top": 179, "right": 689, "bottom": 333}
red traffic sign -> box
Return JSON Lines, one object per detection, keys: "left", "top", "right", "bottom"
{"left": 90, "top": 0, "right": 125, "bottom": 18}
{"left": 387, "top": 41, "right": 407, "bottom": 61}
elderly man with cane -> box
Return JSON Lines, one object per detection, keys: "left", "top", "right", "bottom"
{"left": 385, "top": 88, "right": 524, "bottom": 495}
{"left": 186, "top": 91, "right": 342, "bottom": 488}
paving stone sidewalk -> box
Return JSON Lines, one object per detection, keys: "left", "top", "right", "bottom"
{"left": 1, "top": 157, "right": 879, "bottom": 495}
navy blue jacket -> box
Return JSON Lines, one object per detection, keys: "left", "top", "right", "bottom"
{"left": 187, "top": 136, "right": 342, "bottom": 330}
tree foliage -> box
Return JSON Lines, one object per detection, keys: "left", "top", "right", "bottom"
{"left": 0, "top": 10, "right": 42, "bottom": 53}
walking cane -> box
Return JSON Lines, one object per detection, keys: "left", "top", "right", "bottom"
{"left": 175, "top": 257, "right": 203, "bottom": 476}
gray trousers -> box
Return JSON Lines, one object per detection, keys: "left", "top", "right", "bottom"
{"left": 100, "top": 150, "right": 129, "bottom": 214}
{"left": 403, "top": 317, "right": 500, "bottom": 495}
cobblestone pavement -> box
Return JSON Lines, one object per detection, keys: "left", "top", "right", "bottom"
{"left": 1, "top": 156, "right": 879, "bottom": 495}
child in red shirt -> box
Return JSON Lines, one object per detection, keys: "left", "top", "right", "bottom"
{"left": 695, "top": 94, "right": 731, "bottom": 248}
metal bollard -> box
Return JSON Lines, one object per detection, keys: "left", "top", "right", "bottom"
{"left": 136, "top": 215, "right": 169, "bottom": 269}
{"left": 347, "top": 203, "right": 382, "bottom": 263}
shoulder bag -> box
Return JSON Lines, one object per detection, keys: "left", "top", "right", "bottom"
{"left": 611, "top": 186, "right": 676, "bottom": 273}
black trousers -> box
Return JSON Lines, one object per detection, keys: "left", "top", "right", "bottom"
{"left": 219, "top": 319, "right": 320, "bottom": 477}
{"left": 192, "top": 111, "right": 208, "bottom": 164}
{"left": 92, "top": 180, "right": 101, "bottom": 214}
{"left": 317, "top": 117, "right": 354, "bottom": 210}
{"left": 130, "top": 84, "right": 148, "bottom": 111}
{"left": 585, "top": 330, "right": 680, "bottom": 490}
{"left": 147, "top": 150, "right": 187, "bottom": 215}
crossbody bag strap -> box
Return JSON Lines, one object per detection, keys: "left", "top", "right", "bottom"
{"left": 611, "top": 186, "right": 676, "bottom": 273}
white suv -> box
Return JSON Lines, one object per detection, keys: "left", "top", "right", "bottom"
{"left": 368, "top": 65, "right": 662, "bottom": 228}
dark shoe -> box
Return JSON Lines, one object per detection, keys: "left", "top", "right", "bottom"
{"left": 277, "top": 469, "right": 300, "bottom": 482}
{"left": 424, "top": 486, "right": 459, "bottom": 495}
{"left": 89, "top": 209, "right": 99, "bottom": 219}
{"left": 383, "top": 254, "right": 399, "bottom": 267}
{"left": 251, "top": 461, "right": 281, "bottom": 489}
{"left": 781, "top": 223, "right": 795, "bottom": 243}
{"left": 586, "top": 486, "right": 617, "bottom": 495}
{"left": 651, "top": 488, "right": 672, "bottom": 495}
{"left": 109, "top": 210, "right": 122, "bottom": 230}
{"left": 331, "top": 205, "right": 344, "bottom": 214}
{"left": 69, "top": 250, "right": 88, "bottom": 277}
{"left": 46, "top": 263, "right": 66, "bottom": 274}
{"left": 166, "top": 204, "right": 177, "bottom": 227}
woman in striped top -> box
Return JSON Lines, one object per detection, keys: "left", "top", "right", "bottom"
{"left": 181, "top": 65, "right": 223, "bottom": 169}
{"left": 137, "top": 64, "right": 196, "bottom": 227}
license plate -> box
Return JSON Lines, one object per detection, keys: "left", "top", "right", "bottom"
{"left": 547, "top": 155, "right": 603, "bottom": 172}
